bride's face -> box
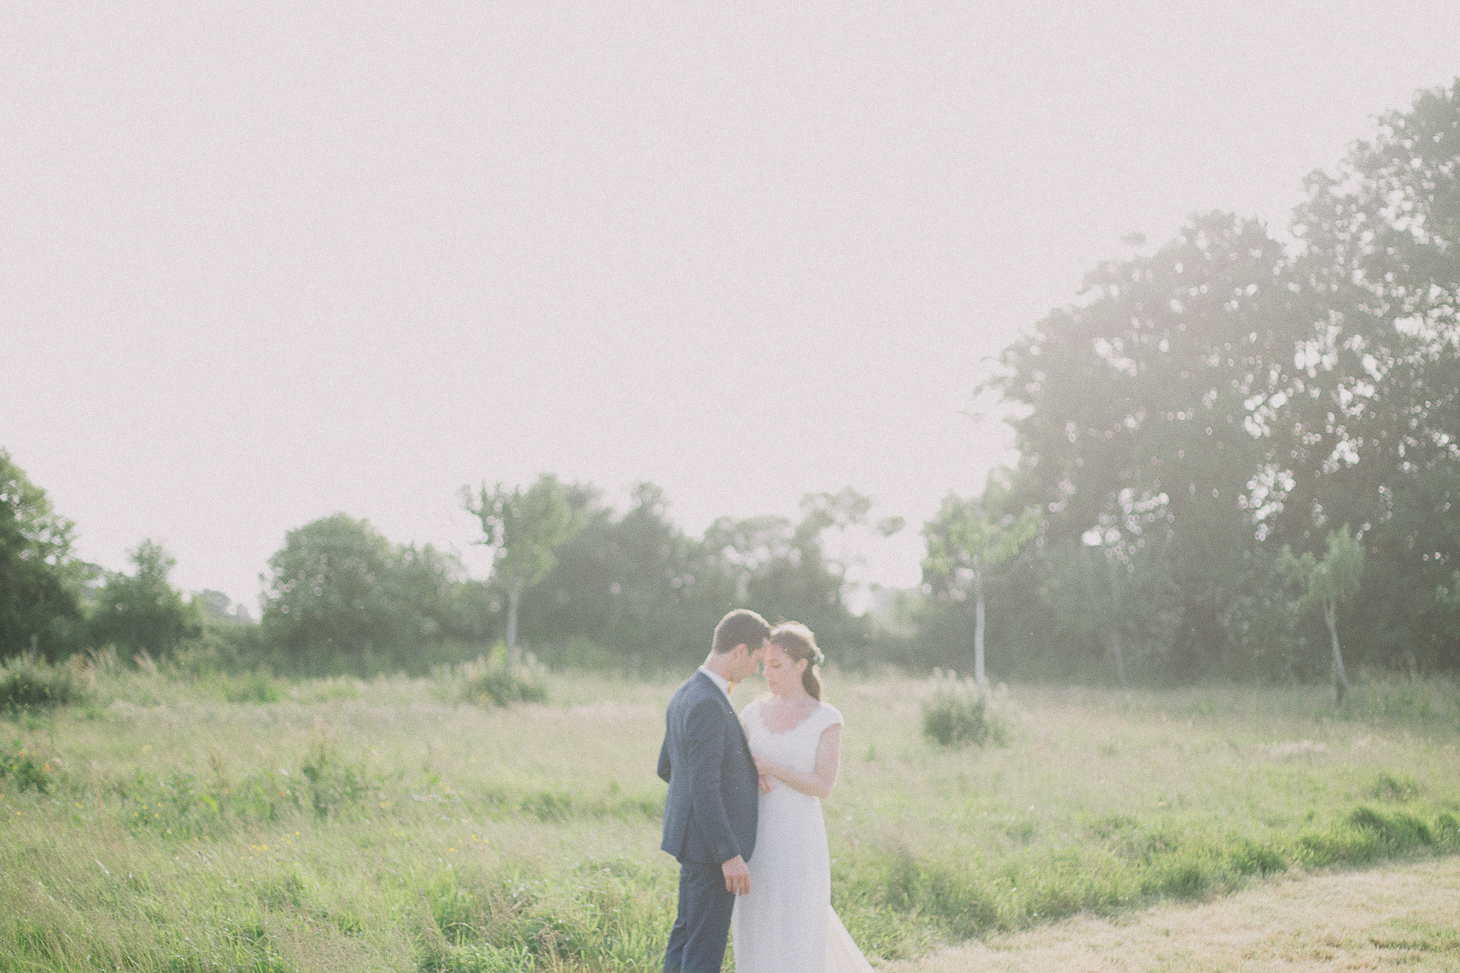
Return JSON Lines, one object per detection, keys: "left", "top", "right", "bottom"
{"left": 762, "top": 643, "right": 807, "bottom": 697}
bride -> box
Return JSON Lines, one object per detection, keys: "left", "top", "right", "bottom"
{"left": 731, "top": 622, "right": 875, "bottom": 973}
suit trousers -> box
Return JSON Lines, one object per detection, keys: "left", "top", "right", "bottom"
{"left": 663, "top": 860, "right": 735, "bottom": 973}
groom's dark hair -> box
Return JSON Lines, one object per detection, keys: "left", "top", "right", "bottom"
{"left": 711, "top": 609, "right": 771, "bottom": 655}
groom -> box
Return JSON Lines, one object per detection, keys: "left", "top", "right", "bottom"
{"left": 658, "top": 608, "right": 771, "bottom": 973}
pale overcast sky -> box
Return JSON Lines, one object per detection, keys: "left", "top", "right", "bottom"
{"left": 4, "top": 1, "right": 1459, "bottom": 611}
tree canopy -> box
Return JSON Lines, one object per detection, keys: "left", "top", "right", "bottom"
{"left": 930, "top": 80, "right": 1460, "bottom": 682}
{"left": 464, "top": 475, "right": 590, "bottom": 662}
{"left": 0, "top": 450, "right": 85, "bottom": 660}
{"left": 260, "top": 513, "right": 492, "bottom": 674}
{"left": 89, "top": 539, "right": 200, "bottom": 659}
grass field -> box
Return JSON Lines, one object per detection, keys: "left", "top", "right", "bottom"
{"left": 891, "top": 855, "right": 1460, "bottom": 972}
{"left": 2, "top": 662, "right": 1458, "bottom": 972}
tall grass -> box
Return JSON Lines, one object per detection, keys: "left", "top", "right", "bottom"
{"left": 0, "top": 668, "right": 1456, "bottom": 971}
{"left": 0, "top": 652, "right": 91, "bottom": 711}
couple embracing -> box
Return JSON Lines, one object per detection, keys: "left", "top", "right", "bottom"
{"left": 658, "top": 609, "right": 874, "bottom": 973}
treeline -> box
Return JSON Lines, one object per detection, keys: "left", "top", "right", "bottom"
{"left": 5, "top": 82, "right": 1459, "bottom": 685}
{"left": 257, "top": 480, "right": 894, "bottom": 674}
{"left": 0, "top": 453, "right": 892, "bottom": 676}
{"left": 914, "top": 81, "right": 1460, "bottom": 686}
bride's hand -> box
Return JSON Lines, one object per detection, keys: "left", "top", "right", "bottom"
{"left": 758, "top": 773, "right": 774, "bottom": 793}
{"left": 753, "top": 755, "right": 780, "bottom": 780}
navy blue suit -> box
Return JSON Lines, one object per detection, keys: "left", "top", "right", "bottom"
{"left": 658, "top": 670, "right": 759, "bottom": 973}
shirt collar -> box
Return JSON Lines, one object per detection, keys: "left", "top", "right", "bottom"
{"left": 697, "top": 665, "right": 732, "bottom": 698}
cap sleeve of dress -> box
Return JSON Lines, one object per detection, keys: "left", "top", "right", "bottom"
{"left": 816, "top": 702, "right": 845, "bottom": 733}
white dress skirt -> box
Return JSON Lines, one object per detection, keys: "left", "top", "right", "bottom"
{"left": 731, "top": 699, "right": 875, "bottom": 973}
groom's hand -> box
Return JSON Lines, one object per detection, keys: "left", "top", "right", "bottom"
{"left": 721, "top": 855, "right": 750, "bottom": 895}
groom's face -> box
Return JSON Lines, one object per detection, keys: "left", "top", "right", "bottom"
{"left": 733, "top": 639, "right": 768, "bottom": 683}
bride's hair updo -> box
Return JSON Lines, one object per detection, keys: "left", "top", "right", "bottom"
{"left": 769, "top": 621, "right": 825, "bottom": 701}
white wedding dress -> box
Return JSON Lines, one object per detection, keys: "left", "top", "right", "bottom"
{"left": 731, "top": 699, "right": 875, "bottom": 973}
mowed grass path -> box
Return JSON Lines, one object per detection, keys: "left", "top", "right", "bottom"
{"left": 1, "top": 670, "right": 1458, "bottom": 971}
{"left": 890, "top": 856, "right": 1460, "bottom": 971}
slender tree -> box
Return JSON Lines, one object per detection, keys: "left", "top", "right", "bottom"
{"left": 463, "top": 475, "right": 587, "bottom": 663}
{"left": 922, "top": 498, "right": 1038, "bottom": 689}
{"left": 1077, "top": 538, "right": 1130, "bottom": 688}
{"left": 1280, "top": 527, "right": 1365, "bottom": 702}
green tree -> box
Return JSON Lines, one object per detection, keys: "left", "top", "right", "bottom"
{"left": 386, "top": 541, "right": 496, "bottom": 649}
{"left": 1062, "top": 537, "right": 1133, "bottom": 687}
{"left": 958, "top": 81, "right": 1460, "bottom": 680}
{"left": 981, "top": 213, "right": 1308, "bottom": 677}
{"left": 520, "top": 482, "right": 735, "bottom": 671}
{"left": 0, "top": 450, "right": 85, "bottom": 659}
{"left": 90, "top": 540, "right": 201, "bottom": 659}
{"left": 1279, "top": 80, "right": 1460, "bottom": 671}
{"left": 464, "top": 475, "right": 588, "bottom": 663}
{"left": 194, "top": 589, "right": 236, "bottom": 621}
{"left": 1279, "top": 527, "right": 1365, "bottom": 702}
{"left": 262, "top": 514, "right": 396, "bottom": 667}
{"left": 702, "top": 488, "right": 894, "bottom": 664}
{"left": 259, "top": 514, "right": 485, "bottom": 673}
{"left": 922, "top": 497, "right": 1039, "bottom": 688}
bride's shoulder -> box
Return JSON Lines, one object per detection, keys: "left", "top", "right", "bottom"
{"left": 815, "top": 701, "right": 845, "bottom": 729}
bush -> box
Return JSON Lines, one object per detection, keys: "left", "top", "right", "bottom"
{"left": 0, "top": 738, "right": 51, "bottom": 792}
{"left": 921, "top": 669, "right": 1007, "bottom": 747}
{"left": 0, "top": 652, "right": 90, "bottom": 711}
{"left": 299, "top": 735, "right": 376, "bottom": 818}
{"left": 434, "top": 646, "right": 548, "bottom": 707}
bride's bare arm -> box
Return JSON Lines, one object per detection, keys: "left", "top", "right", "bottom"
{"left": 753, "top": 725, "right": 842, "bottom": 799}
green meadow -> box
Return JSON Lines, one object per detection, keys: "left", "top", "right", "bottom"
{"left": 3, "top": 663, "right": 1459, "bottom": 972}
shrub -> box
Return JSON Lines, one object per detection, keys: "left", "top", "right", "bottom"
{"left": 0, "top": 738, "right": 51, "bottom": 792}
{"left": 0, "top": 652, "right": 90, "bottom": 711}
{"left": 921, "top": 669, "right": 1006, "bottom": 747}
{"left": 435, "top": 646, "right": 548, "bottom": 707}
{"left": 299, "top": 735, "right": 375, "bottom": 818}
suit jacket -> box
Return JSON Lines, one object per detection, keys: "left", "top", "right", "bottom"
{"left": 658, "top": 670, "right": 759, "bottom": 866}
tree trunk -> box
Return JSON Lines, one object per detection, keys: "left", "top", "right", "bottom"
{"left": 506, "top": 581, "right": 521, "bottom": 666}
{"left": 1111, "top": 630, "right": 1127, "bottom": 688}
{"left": 973, "top": 567, "right": 986, "bottom": 692}
{"left": 1324, "top": 598, "right": 1348, "bottom": 704}
{"left": 1107, "top": 559, "right": 1126, "bottom": 688}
